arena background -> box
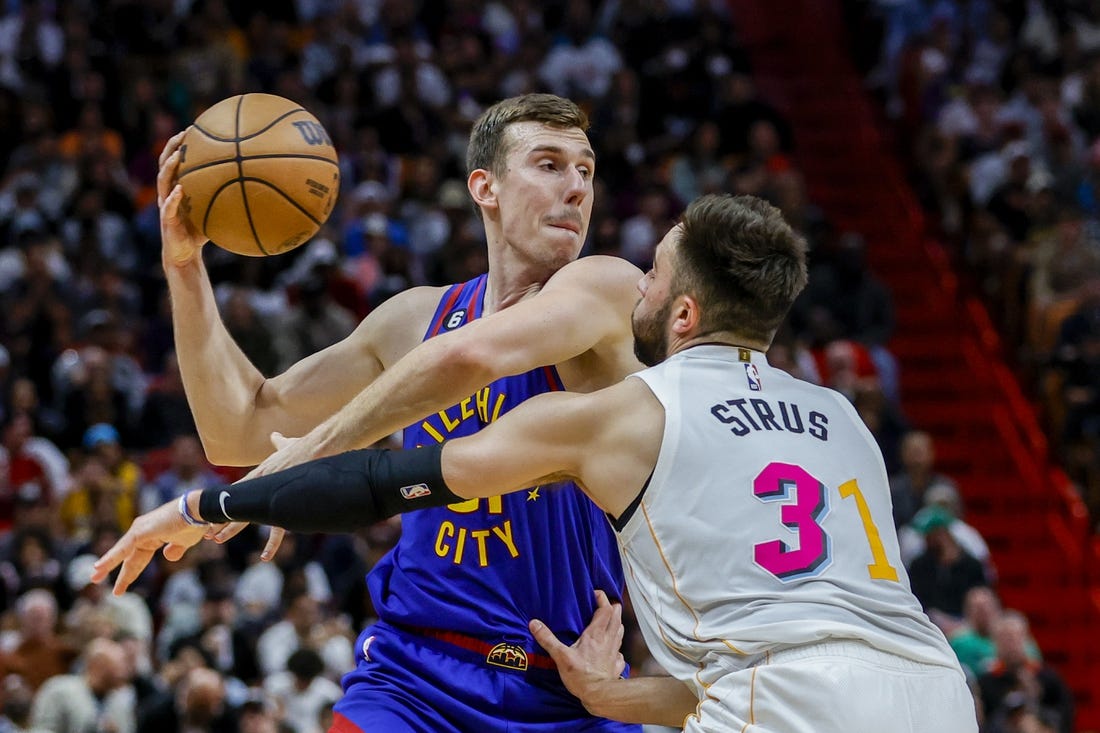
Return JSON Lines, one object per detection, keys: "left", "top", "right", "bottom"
{"left": 0, "top": 0, "right": 1096, "bottom": 731}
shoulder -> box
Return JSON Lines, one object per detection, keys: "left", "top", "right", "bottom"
{"left": 347, "top": 284, "right": 451, "bottom": 365}
{"left": 544, "top": 255, "right": 642, "bottom": 292}
{"left": 364, "top": 285, "right": 451, "bottom": 323}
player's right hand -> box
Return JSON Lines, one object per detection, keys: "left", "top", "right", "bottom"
{"left": 530, "top": 590, "right": 626, "bottom": 713}
{"left": 158, "top": 129, "right": 209, "bottom": 268}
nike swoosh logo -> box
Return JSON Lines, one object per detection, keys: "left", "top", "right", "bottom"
{"left": 218, "top": 491, "right": 234, "bottom": 521}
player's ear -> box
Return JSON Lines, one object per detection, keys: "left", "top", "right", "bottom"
{"left": 671, "top": 294, "right": 700, "bottom": 336}
{"left": 468, "top": 169, "right": 497, "bottom": 214}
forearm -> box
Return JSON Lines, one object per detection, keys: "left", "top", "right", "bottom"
{"left": 166, "top": 257, "right": 270, "bottom": 463}
{"left": 308, "top": 332, "right": 495, "bottom": 457}
{"left": 581, "top": 675, "right": 698, "bottom": 727}
{"left": 193, "top": 444, "right": 459, "bottom": 531}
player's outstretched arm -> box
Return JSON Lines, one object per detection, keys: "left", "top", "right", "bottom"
{"left": 158, "top": 131, "right": 445, "bottom": 466}
{"left": 245, "top": 256, "right": 643, "bottom": 479}
{"left": 99, "top": 378, "right": 663, "bottom": 592}
{"left": 530, "top": 591, "right": 697, "bottom": 727}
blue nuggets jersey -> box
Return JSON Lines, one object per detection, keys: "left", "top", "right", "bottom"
{"left": 366, "top": 274, "right": 626, "bottom": 647}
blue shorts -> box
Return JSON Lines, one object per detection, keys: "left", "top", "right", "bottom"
{"left": 330, "top": 622, "right": 641, "bottom": 733}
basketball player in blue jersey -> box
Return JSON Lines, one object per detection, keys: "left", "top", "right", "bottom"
{"left": 153, "top": 94, "right": 644, "bottom": 731}
{"left": 100, "top": 194, "right": 979, "bottom": 732}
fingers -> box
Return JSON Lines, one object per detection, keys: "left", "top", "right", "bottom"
{"left": 157, "top": 149, "right": 183, "bottom": 206}
{"left": 212, "top": 521, "right": 249, "bottom": 543}
{"left": 114, "top": 548, "right": 155, "bottom": 596}
{"left": 158, "top": 129, "right": 188, "bottom": 169}
{"left": 163, "top": 543, "right": 189, "bottom": 562}
{"left": 590, "top": 590, "right": 623, "bottom": 636}
{"left": 261, "top": 527, "right": 286, "bottom": 561}
{"left": 614, "top": 653, "right": 626, "bottom": 678}
{"left": 270, "top": 431, "right": 293, "bottom": 450}
{"left": 91, "top": 535, "right": 132, "bottom": 583}
{"left": 529, "top": 618, "right": 570, "bottom": 660}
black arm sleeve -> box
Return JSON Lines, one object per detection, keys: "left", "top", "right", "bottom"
{"left": 196, "top": 444, "right": 458, "bottom": 532}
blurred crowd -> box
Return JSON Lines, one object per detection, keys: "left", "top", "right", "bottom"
{"left": 857, "top": 0, "right": 1100, "bottom": 526}
{"left": 0, "top": 1, "right": 1079, "bottom": 732}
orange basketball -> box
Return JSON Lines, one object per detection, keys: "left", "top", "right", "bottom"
{"left": 178, "top": 93, "right": 340, "bottom": 257}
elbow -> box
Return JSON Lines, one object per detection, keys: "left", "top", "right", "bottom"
{"left": 439, "top": 336, "right": 501, "bottom": 386}
{"left": 198, "top": 436, "right": 245, "bottom": 468}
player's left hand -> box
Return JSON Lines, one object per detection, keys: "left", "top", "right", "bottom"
{"left": 210, "top": 431, "right": 312, "bottom": 559}
{"left": 530, "top": 590, "right": 626, "bottom": 710}
{"left": 92, "top": 499, "right": 208, "bottom": 595}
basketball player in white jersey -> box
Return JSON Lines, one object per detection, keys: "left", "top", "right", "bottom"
{"left": 95, "top": 194, "right": 979, "bottom": 732}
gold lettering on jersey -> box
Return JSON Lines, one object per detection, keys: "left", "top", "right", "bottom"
{"left": 738, "top": 348, "right": 751, "bottom": 362}
{"left": 493, "top": 521, "right": 519, "bottom": 558}
{"left": 421, "top": 386, "right": 522, "bottom": 567}
{"left": 438, "top": 408, "right": 460, "bottom": 432}
{"left": 435, "top": 519, "right": 518, "bottom": 566}
{"left": 420, "top": 386, "right": 508, "bottom": 441}
{"left": 422, "top": 422, "right": 445, "bottom": 443}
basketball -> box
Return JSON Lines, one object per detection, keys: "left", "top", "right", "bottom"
{"left": 177, "top": 93, "right": 340, "bottom": 257}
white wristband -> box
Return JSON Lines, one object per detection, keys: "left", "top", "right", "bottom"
{"left": 178, "top": 491, "right": 209, "bottom": 527}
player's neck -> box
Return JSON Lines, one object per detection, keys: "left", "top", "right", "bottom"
{"left": 669, "top": 332, "right": 770, "bottom": 359}
{"left": 481, "top": 255, "right": 557, "bottom": 315}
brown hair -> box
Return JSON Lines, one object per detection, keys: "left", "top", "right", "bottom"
{"left": 673, "top": 194, "right": 808, "bottom": 343}
{"left": 466, "top": 94, "right": 589, "bottom": 176}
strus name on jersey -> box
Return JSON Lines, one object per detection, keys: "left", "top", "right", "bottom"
{"left": 710, "top": 397, "right": 829, "bottom": 441}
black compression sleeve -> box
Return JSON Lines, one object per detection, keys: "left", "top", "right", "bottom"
{"left": 196, "top": 444, "right": 457, "bottom": 532}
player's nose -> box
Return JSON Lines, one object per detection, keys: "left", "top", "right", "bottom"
{"left": 563, "top": 166, "right": 586, "bottom": 204}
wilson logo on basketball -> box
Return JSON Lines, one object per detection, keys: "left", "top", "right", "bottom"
{"left": 292, "top": 120, "right": 332, "bottom": 146}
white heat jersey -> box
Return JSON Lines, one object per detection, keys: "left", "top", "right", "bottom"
{"left": 623, "top": 345, "right": 960, "bottom": 689}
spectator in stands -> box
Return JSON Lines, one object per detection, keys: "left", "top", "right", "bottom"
{"left": 852, "top": 380, "right": 910, "bottom": 475}
{"left": 29, "top": 637, "right": 134, "bottom": 733}
{"left": 263, "top": 648, "right": 341, "bottom": 733}
{"left": 0, "top": 413, "right": 57, "bottom": 533}
{"left": 0, "top": 589, "right": 77, "bottom": 692}
{"left": 57, "top": 348, "right": 133, "bottom": 451}
{"left": 1050, "top": 289, "right": 1100, "bottom": 519}
{"left": 135, "top": 666, "right": 236, "bottom": 733}
{"left": 221, "top": 289, "right": 279, "bottom": 380}
{"left": 272, "top": 273, "right": 357, "bottom": 374}
{"left": 234, "top": 528, "right": 332, "bottom": 632}
{"left": 64, "top": 555, "right": 151, "bottom": 649}
{"left": 139, "top": 434, "right": 221, "bottom": 515}
{"left": 168, "top": 583, "right": 259, "bottom": 688}
{"left": 799, "top": 232, "right": 900, "bottom": 401}
{"left": 978, "top": 611, "right": 1075, "bottom": 733}
{"left": 57, "top": 425, "right": 138, "bottom": 542}
{"left": 0, "top": 528, "right": 66, "bottom": 616}
{"left": 5, "top": 377, "right": 67, "bottom": 457}
{"left": 136, "top": 353, "right": 196, "bottom": 451}
{"left": 889, "top": 429, "right": 961, "bottom": 528}
{"left": 950, "top": 586, "right": 1004, "bottom": 681}
{"left": 0, "top": 673, "right": 42, "bottom": 733}
{"left": 906, "top": 505, "right": 990, "bottom": 631}
{"left": 898, "top": 483, "right": 993, "bottom": 574}
{"left": 537, "top": 0, "right": 622, "bottom": 102}
{"left": 255, "top": 589, "right": 351, "bottom": 682}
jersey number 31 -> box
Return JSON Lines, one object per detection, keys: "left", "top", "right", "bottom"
{"left": 752, "top": 462, "right": 899, "bottom": 583}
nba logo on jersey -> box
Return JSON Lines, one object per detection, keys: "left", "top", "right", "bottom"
{"left": 745, "top": 363, "right": 762, "bottom": 391}
{"left": 400, "top": 483, "right": 432, "bottom": 499}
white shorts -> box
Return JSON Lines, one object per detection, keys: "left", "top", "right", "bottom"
{"left": 684, "top": 640, "right": 978, "bottom": 733}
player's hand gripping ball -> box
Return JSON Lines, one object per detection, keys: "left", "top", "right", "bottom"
{"left": 177, "top": 93, "right": 340, "bottom": 257}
